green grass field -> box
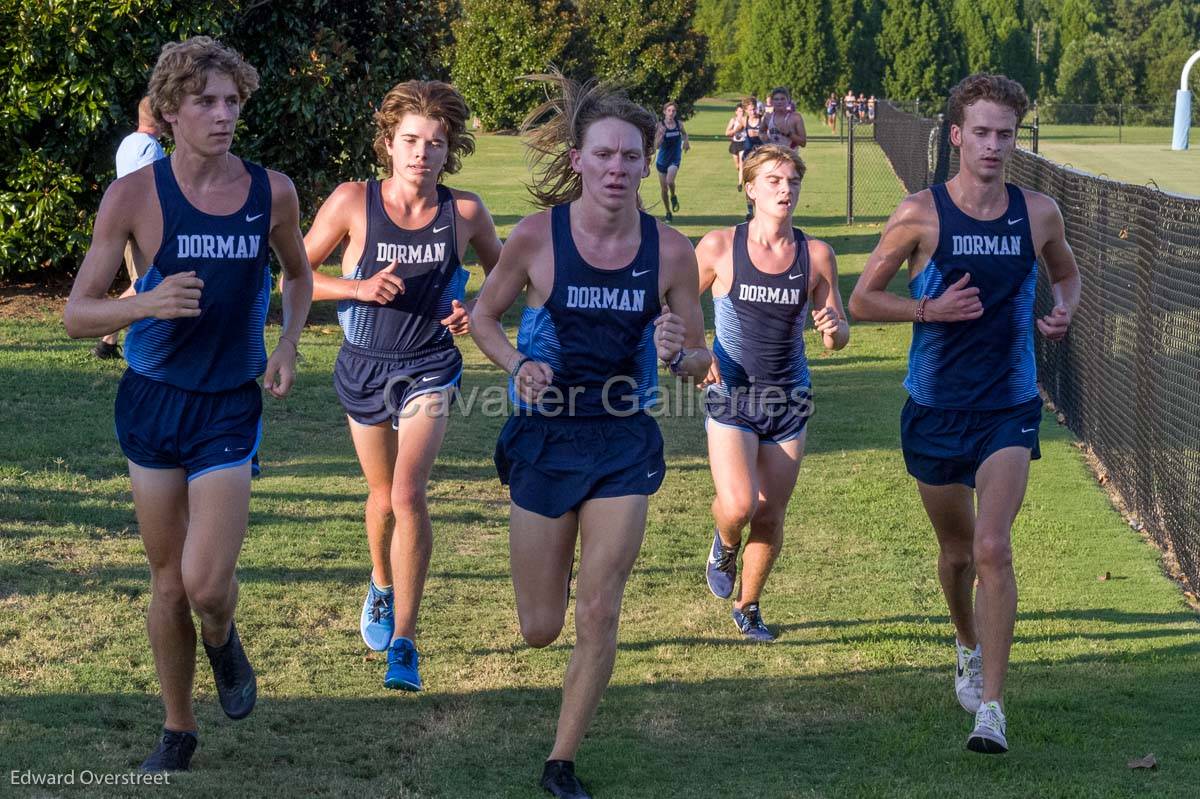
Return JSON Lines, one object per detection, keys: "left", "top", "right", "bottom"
{"left": 2, "top": 100, "right": 1199, "bottom": 798}
{"left": 1033, "top": 141, "right": 1200, "bottom": 198}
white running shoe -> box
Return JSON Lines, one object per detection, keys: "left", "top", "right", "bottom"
{"left": 955, "top": 639, "right": 983, "bottom": 713}
{"left": 966, "top": 700, "right": 1008, "bottom": 754}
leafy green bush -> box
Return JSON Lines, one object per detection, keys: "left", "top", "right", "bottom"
{"left": 583, "top": 0, "right": 713, "bottom": 119}
{"left": 450, "top": 0, "right": 590, "bottom": 131}
{"left": 0, "top": 0, "right": 443, "bottom": 279}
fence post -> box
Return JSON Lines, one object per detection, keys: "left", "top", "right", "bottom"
{"left": 1033, "top": 104, "right": 1040, "bottom": 154}
{"left": 1118, "top": 103, "right": 1123, "bottom": 143}
{"left": 846, "top": 117, "right": 855, "bottom": 224}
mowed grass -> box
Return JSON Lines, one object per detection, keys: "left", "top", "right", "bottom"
{"left": 1033, "top": 141, "right": 1200, "bottom": 198}
{"left": 2, "top": 100, "right": 1199, "bottom": 798}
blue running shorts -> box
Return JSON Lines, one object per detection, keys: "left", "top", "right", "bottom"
{"left": 334, "top": 343, "right": 462, "bottom": 427}
{"left": 703, "top": 386, "right": 813, "bottom": 445}
{"left": 901, "top": 396, "right": 1042, "bottom": 488}
{"left": 115, "top": 369, "right": 262, "bottom": 481}
{"left": 494, "top": 412, "right": 666, "bottom": 518}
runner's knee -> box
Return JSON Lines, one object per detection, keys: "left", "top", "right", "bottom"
{"left": 973, "top": 535, "right": 1012, "bottom": 575}
{"left": 520, "top": 613, "right": 564, "bottom": 649}
{"left": 390, "top": 480, "right": 428, "bottom": 514}
{"left": 574, "top": 594, "right": 620, "bottom": 644}
{"left": 366, "top": 487, "right": 394, "bottom": 520}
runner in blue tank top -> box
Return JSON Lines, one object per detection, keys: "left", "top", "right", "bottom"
{"left": 471, "top": 73, "right": 710, "bottom": 799}
{"left": 302, "top": 80, "right": 501, "bottom": 692}
{"left": 64, "top": 37, "right": 313, "bottom": 773}
{"left": 653, "top": 101, "right": 689, "bottom": 223}
{"left": 850, "top": 74, "right": 1080, "bottom": 755}
{"left": 695, "top": 146, "right": 849, "bottom": 642}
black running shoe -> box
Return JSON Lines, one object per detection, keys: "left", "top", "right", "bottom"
{"left": 92, "top": 341, "right": 121, "bottom": 360}
{"left": 203, "top": 622, "right": 257, "bottom": 720}
{"left": 139, "top": 728, "right": 197, "bottom": 773}
{"left": 670, "top": 193, "right": 680, "bottom": 212}
{"left": 665, "top": 211, "right": 673, "bottom": 223}
{"left": 540, "top": 760, "right": 591, "bottom": 799}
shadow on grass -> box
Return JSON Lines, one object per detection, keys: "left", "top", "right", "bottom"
{"left": 3, "top": 642, "right": 1199, "bottom": 797}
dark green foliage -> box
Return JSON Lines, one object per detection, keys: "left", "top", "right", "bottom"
{"left": 877, "top": 0, "right": 964, "bottom": 107}
{"left": 1054, "top": 33, "right": 1139, "bottom": 110}
{"left": 952, "top": 0, "right": 1037, "bottom": 97}
{"left": 736, "top": 0, "right": 837, "bottom": 111}
{"left": 830, "top": 0, "right": 885, "bottom": 96}
{"left": 1139, "top": 0, "right": 1200, "bottom": 100}
{"left": 450, "top": 0, "right": 590, "bottom": 131}
{"left": 0, "top": 0, "right": 223, "bottom": 277}
{"left": 694, "top": 0, "right": 742, "bottom": 94}
{"left": 0, "top": 0, "right": 444, "bottom": 279}
{"left": 224, "top": 1, "right": 445, "bottom": 220}
{"left": 582, "top": 0, "right": 714, "bottom": 119}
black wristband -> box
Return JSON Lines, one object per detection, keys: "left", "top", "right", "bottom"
{"left": 511, "top": 355, "right": 533, "bottom": 377}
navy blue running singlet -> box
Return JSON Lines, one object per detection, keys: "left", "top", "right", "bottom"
{"left": 711, "top": 223, "right": 811, "bottom": 397}
{"left": 337, "top": 182, "right": 467, "bottom": 354}
{"left": 906, "top": 182, "right": 1038, "bottom": 409}
{"left": 512, "top": 204, "right": 662, "bottom": 416}
{"left": 125, "top": 157, "right": 272, "bottom": 392}
{"left": 658, "top": 122, "right": 682, "bottom": 163}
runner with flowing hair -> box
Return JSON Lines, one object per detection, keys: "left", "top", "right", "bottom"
{"left": 471, "top": 71, "right": 710, "bottom": 799}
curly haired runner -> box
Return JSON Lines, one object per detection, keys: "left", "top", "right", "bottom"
{"left": 64, "top": 36, "right": 313, "bottom": 772}
{"left": 301, "top": 80, "right": 501, "bottom": 692}
{"left": 470, "top": 73, "right": 710, "bottom": 799}
{"left": 850, "top": 73, "right": 1080, "bottom": 755}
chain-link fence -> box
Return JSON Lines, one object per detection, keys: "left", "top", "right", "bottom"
{"left": 869, "top": 101, "right": 1200, "bottom": 592}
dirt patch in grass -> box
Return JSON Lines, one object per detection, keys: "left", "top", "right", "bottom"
{"left": 0, "top": 269, "right": 82, "bottom": 320}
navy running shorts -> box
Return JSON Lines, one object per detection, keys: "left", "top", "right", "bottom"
{"left": 704, "top": 385, "right": 812, "bottom": 445}
{"left": 115, "top": 369, "right": 262, "bottom": 481}
{"left": 334, "top": 343, "right": 462, "bottom": 427}
{"left": 494, "top": 412, "right": 666, "bottom": 518}
{"left": 655, "top": 155, "right": 681, "bottom": 174}
{"left": 901, "top": 396, "right": 1043, "bottom": 488}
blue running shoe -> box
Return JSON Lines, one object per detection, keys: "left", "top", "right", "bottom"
{"left": 384, "top": 637, "right": 422, "bottom": 691}
{"left": 732, "top": 603, "right": 775, "bottom": 642}
{"left": 139, "top": 728, "right": 197, "bottom": 773}
{"left": 203, "top": 621, "right": 257, "bottom": 719}
{"left": 360, "top": 580, "right": 395, "bottom": 651}
{"left": 705, "top": 529, "right": 739, "bottom": 599}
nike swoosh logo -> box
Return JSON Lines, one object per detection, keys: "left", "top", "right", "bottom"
{"left": 788, "top": 273, "right": 803, "bottom": 280}
{"left": 245, "top": 213, "right": 264, "bottom": 222}
{"left": 223, "top": 446, "right": 248, "bottom": 453}
{"left": 1021, "top": 427, "right": 1036, "bottom": 433}
{"left": 1007, "top": 218, "right": 1023, "bottom": 225}
{"left": 432, "top": 225, "right": 450, "bottom": 234}
{"left": 632, "top": 268, "right": 651, "bottom": 277}
{"left": 421, "top": 375, "right": 441, "bottom": 382}
{"left": 646, "top": 471, "right": 658, "bottom": 478}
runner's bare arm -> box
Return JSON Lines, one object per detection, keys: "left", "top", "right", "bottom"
{"left": 849, "top": 193, "right": 932, "bottom": 322}
{"left": 1028, "top": 192, "right": 1080, "bottom": 341}
{"left": 301, "top": 182, "right": 363, "bottom": 301}
{"left": 790, "top": 114, "right": 807, "bottom": 148}
{"left": 265, "top": 171, "right": 312, "bottom": 398}
{"left": 658, "top": 226, "right": 712, "bottom": 381}
{"left": 470, "top": 214, "right": 541, "bottom": 375}
{"left": 808, "top": 238, "right": 849, "bottom": 350}
{"left": 65, "top": 176, "right": 199, "bottom": 338}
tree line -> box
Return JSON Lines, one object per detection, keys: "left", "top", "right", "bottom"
{"left": 3, "top": 0, "right": 1198, "bottom": 277}
{"left": 695, "top": 0, "right": 1199, "bottom": 112}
